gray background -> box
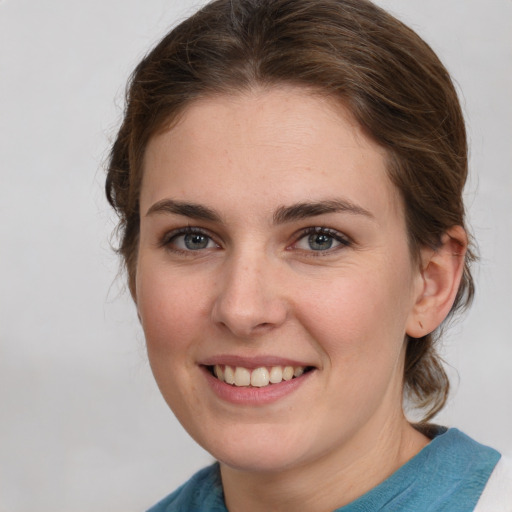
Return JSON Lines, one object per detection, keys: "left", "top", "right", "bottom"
{"left": 1, "top": 1, "right": 510, "bottom": 510}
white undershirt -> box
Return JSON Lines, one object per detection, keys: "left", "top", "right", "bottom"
{"left": 474, "top": 456, "right": 512, "bottom": 511}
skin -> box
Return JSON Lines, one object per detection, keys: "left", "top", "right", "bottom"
{"left": 135, "top": 86, "right": 464, "bottom": 511}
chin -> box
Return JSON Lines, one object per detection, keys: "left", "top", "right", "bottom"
{"left": 216, "top": 449, "right": 303, "bottom": 474}
{"left": 196, "top": 424, "right": 315, "bottom": 474}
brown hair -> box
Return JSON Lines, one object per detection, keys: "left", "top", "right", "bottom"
{"left": 106, "top": 0, "right": 475, "bottom": 421}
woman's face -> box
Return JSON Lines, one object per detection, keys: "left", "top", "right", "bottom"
{"left": 136, "top": 87, "right": 424, "bottom": 472}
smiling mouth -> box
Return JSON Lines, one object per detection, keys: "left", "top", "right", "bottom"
{"left": 207, "top": 364, "right": 314, "bottom": 388}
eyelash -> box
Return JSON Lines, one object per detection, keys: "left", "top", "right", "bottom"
{"left": 291, "top": 226, "right": 352, "bottom": 254}
{"left": 159, "top": 226, "right": 352, "bottom": 255}
{"left": 160, "top": 226, "right": 219, "bottom": 253}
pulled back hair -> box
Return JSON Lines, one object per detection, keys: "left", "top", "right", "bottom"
{"left": 106, "top": 0, "right": 475, "bottom": 421}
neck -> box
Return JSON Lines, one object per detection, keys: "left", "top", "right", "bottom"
{"left": 220, "top": 415, "right": 429, "bottom": 512}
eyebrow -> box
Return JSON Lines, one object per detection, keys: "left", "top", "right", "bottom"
{"left": 146, "top": 198, "right": 374, "bottom": 224}
{"left": 273, "top": 199, "right": 374, "bottom": 224}
{"left": 146, "top": 199, "right": 221, "bottom": 222}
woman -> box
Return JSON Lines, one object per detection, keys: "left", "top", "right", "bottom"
{"left": 106, "top": 0, "right": 511, "bottom": 510}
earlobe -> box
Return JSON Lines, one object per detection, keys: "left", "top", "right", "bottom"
{"left": 406, "top": 226, "right": 468, "bottom": 338}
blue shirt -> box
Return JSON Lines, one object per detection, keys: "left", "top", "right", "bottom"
{"left": 147, "top": 428, "right": 501, "bottom": 511}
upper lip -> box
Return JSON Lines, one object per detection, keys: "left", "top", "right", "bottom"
{"left": 199, "top": 355, "right": 315, "bottom": 369}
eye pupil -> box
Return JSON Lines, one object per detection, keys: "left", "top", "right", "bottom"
{"left": 308, "top": 233, "right": 333, "bottom": 251}
{"left": 184, "top": 233, "right": 209, "bottom": 250}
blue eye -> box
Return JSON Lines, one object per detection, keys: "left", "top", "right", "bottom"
{"left": 182, "top": 233, "right": 212, "bottom": 250}
{"left": 164, "top": 229, "right": 218, "bottom": 251}
{"left": 294, "top": 228, "right": 349, "bottom": 252}
{"left": 307, "top": 232, "right": 335, "bottom": 251}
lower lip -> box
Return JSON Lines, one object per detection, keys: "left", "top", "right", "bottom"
{"left": 201, "top": 366, "right": 314, "bottom": 405}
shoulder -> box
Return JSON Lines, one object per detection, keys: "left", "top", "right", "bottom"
{"left": 333, "top": 427, "right": 503, "bottom": 511}
{"left": 474, "top": 455, "right": 512, "bottom": 512}
{"left": 425, "top": 428, "right": 509, "bottom": 512}
{"left": 146, "top": 463, "right": 227, "bottom": 512}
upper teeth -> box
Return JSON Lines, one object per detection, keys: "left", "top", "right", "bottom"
{"left": 213, "top": 365, "right": 306, "bottom": 387}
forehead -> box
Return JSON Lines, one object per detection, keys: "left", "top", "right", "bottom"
{"left": 141, "top": 86, "right": 401, "bottom": 222}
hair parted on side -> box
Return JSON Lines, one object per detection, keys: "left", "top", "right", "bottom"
{"left": 106, "top": 0, "right": 475, "bottom": 421}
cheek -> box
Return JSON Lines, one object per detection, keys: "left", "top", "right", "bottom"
{"left": 300, "top": 273, "right": 413, "bottom": 423}
{"left": 136, "top": 265, "right": 209, "bottom": 356}
{"left": 297, "top": 264, "right": 414, "bottom": 366}
{"left": 135, "top": 266, "right": 211, "bottom": 417}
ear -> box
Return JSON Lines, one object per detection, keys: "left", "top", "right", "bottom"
{"left": 406, "top": 226, "right": 468, "bottom": 338}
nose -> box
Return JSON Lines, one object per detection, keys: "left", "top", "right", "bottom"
{"left": 211, "top": 251, "right": 288, "bottom": 338}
